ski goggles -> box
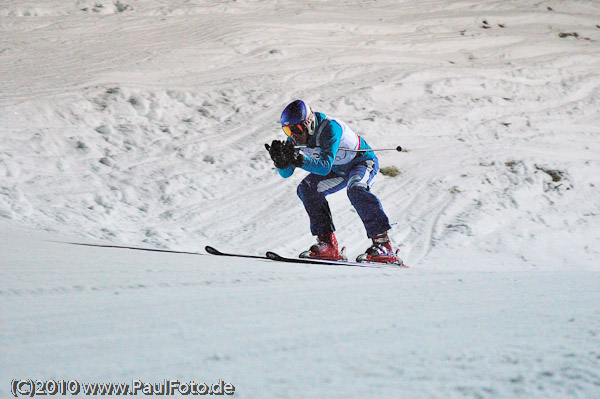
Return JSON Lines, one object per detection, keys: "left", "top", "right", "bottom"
{"left": 282, "top": 110, "right": 315, "bottom": 137}
{"left": 282, "top": 123, "right": 306, "bottom": 137}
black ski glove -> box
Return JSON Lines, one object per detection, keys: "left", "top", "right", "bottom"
{"left": 281, "top": 140, "right": 305, "bottom": 167}
{"left": 265, "top": 140, "right": 304, "bottom": 169}
{"left": 266, "top": 140, "right": 289, "bottom": 169}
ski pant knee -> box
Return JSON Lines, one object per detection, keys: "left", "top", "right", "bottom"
{"left": 297, "top": 178, "right": 335, "bottom": 236}
{"left": 347, "top": 184, "right": 392, "bottom": 238}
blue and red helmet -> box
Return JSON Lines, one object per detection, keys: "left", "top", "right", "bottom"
{"left": 280, "top": 100, "right": 316, "bottom": 137}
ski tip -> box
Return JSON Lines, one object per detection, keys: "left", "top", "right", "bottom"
{"left": 205, "top": 246, "right": 221, "bottom": 255}
{"left": 265, "top": 251, "right": 281, "bottom": 260}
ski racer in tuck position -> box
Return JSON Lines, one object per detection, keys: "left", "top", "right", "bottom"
{"left": 266, "top": 99, "right": 402, "bottom": 265}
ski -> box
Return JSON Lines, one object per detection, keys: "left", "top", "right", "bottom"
{"left": 265, "top": 251, "right": 408, "bottom": 268}
{"left": 205, "top": 246, "right": 270, "bottom": 260}
{"left": 205, "top": 246, "right": 408, "bottom": 268}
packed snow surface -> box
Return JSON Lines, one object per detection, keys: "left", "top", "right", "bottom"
{"left": 1, "top": 0, "right": 599, "bottom": 398}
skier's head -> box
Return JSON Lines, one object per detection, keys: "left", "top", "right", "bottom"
{"left": 280, "top": 100, "right": 315, "bottom": 144}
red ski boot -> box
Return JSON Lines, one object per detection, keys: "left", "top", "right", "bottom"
{"left": 356, "top": 233, "right": 403, "bottom": 265}
{"left": 300, "top": 232, "right": 347, "bottom": 261}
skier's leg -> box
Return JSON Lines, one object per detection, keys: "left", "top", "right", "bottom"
{"left": 297, "top": 173, "right": 346, "bottom": 236}
{"left": 297, "top": 173, "right": 348, "bottom": 260}
{"left": 346, "top": 159, "right": 392, "bottom": 238}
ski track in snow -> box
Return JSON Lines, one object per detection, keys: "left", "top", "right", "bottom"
{"left": 1, "top": 1, "right": 600, "bottom": 397}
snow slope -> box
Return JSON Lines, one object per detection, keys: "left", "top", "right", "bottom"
{"left": 1, "top": 0, "right": 598, "bottom": 268}
{"left": 2, "top": 226, "right": 599, "bottom": 398}
{"left": 1, "top": 0, "right": 599, "bottom": 397}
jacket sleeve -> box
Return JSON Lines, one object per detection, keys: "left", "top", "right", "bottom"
{"left": 277, "top": 165, "right": 295, "bottom": 178}
{"left": 299, "top": 121, "right": 342, "bottom": 176}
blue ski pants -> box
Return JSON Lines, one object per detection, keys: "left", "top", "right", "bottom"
{"left": 296, "top": 158, "right": 392, "bottom": 238}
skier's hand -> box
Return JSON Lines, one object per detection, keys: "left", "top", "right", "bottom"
{"left": 283, "top": 140, "right": 304, "bottom": 167}
{"left": 266, "top": 140, "right": 291, "bottom": 169}
{"left": 265, "top": 140, "right": 304, "bottom": 169}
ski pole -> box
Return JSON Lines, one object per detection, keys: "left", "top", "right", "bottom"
{"left": 294, "top": 145, "right": 403, "bottom": 153}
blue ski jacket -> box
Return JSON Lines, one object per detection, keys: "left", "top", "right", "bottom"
{"left": 277, "top": 112, "right": 376, "bottom": 178}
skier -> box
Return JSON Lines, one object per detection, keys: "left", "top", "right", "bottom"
{"left": 266, "top": 99, "right": 401, "bottom": 264}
